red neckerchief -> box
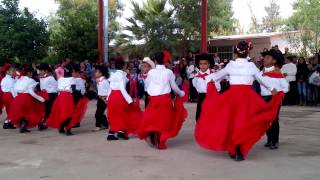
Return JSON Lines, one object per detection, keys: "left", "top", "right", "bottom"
{"left": 263, "top": 68, "right": 284, "bottom": 78}
{"left": 195, "top": 70, "right": 212, "bottom": 80}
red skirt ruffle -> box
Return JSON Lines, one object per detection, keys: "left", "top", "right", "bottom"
{"left": 68, "top": 97, "right": 89, "bottom": 129}
{"left": 8, "top": 93, "right": 45, "bottom": 128}
{"left": 138, "top": 94, "right": 188, "bottom": 143}
{"left": 107, "top": 90, "right": 142, "bottom": 134}
{"left": 2, "top": 92, "right": 13, "bottom": 115}
{"left": 195, "top": 83, "right": 285, "bottom": 157}
{"left": 46, "top": 92, "right": 75, "bottom": 129}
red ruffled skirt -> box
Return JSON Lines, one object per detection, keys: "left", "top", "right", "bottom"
{"left": 107, "top": 90, "right": 142, "bottom": 134}
{"left": 195, "top": 83, "right": 285, "bottom": 157}
{"left": 2, "top": 92, "right": 13, "bottom": 115}
{"left": 46, "top": 92, "right": 75, "bottom": 129}
{"left": 69, "top": 97, "right": 89, "bottom": 129}
{"left": 138, "top": 93, "right": 188, "bottom": 143}
{"left": 8, "top": 93, "right": 45, "bottom": 128}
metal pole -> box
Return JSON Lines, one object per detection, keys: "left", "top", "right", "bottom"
{"left": 98, "top": 0, "right": 103, "bottom": 64}
{"left": 103, "top": 0, "right": 109, "bottom": 64}
{"left": 201, "top": 0, "right": 208, "bottom": 53}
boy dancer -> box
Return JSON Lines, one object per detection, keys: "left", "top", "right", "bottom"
{"left": 192, "top": 53, "right": 221, "bottom": 121}
{"left": 94, "top": 65, "right": 110, "bottom": 131}
{"left": 260, "top": 49, "right": 289, "bottom": 149}
{"left": 38, "top": 63, "right": 58, "bottom": 130}
{"left": 138, "top": 52, "right": 186, "bottom": 150}
{"left": 1, "top": 65, "right": 16, "bottom": 129}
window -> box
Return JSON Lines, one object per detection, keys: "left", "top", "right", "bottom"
{"left": 208, "top": 45, "right": 234, "bottom": 60}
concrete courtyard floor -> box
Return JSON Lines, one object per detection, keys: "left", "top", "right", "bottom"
{"left": 0, "top": 101, "right": 320, "bottom": 180}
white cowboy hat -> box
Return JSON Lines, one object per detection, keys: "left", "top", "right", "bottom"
{"left": 142, "top": 57, "right": 155, "bottom": 69}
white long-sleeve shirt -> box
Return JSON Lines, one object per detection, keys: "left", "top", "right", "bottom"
{"left": 260, "top": 66, "right": 289, "bottom": 96}
{"left": 281, "top": 63, "right": 297, "bottom": 82}
{"left": 145, "top": 65, "right": 185, "bottom": 97}
{"left": 40, "top": 75, "right": 58, "bottom": 93}
{"left": 14, "top": 76, "right": 45, "bottom": 102}
{"left": 206, "top": 58, "right": 274, "bottom": 91}
{"left": 97, "top": 76, "right": 110, "bottom": 97}
{"left": 58, "top": 77, "right": 76, "bottom": 92}
{"left": 74, "top": 77, "right": 86, "bottom": 95}
{"left": 192, "top": 69, "right": 221, "bottom": 93}
{"left": 1, "top": 74, "right": 17, "bottom": 97}
{"left": 108, "top": 70, "right": 133, "bottom": 104}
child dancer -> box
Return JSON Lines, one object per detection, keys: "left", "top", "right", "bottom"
{"left": 195, "top": 41, "right": 285, "bottom": 161}
{"left": 1, "top": 65, "right": 17, "bottom": 129}
{"left": 260, "top": 49, "right": 289, "bottom": 150}
{"left": 46, "top": 64, "right": 77, "bottom": 136}
{"left": 138, "top": 52, "right": 186, "bottom": 150}
{"left": 8, "top": 67, "right": 46, "bottom": 133}
{"left": 192, "top": 53, "right": 221, "bottom": 121}
{"left": 94, "top": 65, "right": 110, "bottom": 131}
{"left": 38, "top": 63, "right": 58, "bottom": 130}
{"left": 71, "top": 65, "right": 89, "bottom": 129}
{"left": 140, "top": 57, "right": 155, "bottom": 107}
{"left": 0, "top": 64, "right": 11, "bottom": 116}
{"left": 107, "top": 59, "right": 141, "bottom": 141}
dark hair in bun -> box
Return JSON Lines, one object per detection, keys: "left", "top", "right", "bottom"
{"left": 234, "top": 41, "right": 252, "bottom": 58}
{"left": 154, "top": 52, "right": 165, "bottom": 65}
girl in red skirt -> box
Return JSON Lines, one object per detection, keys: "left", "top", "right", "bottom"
{"left": 46, "top": 64, "right": 78, "bottom": 136}
{"left": 1, "top": 65, "right": 16, "bottom": 129}
{"left": 138, "top": 52, "right": 187, "bottom": 150}
{"left": 8, "top": 67, "right": 46, "bottom": 133}
{"left": 107, "top": 59, "right": 141, "bottom": 141}
{"left": 195, "top": 41, "right": 285, "bottom": 161}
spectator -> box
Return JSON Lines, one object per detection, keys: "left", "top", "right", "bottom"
{"left": 296, "top": 57, "right": 309, "bottom": 105}
{"left": 186, "top": 60, "right": 198, "bottom": 102}
{"left": 308, "top": 67, "right": 320, "bottom": 105}
{"left": 281, "top": 56, "right": 298, "bottom": 105}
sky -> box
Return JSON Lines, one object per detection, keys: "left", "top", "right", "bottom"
{"left": 19, "top": 0, "right": 296, "bottom": 32}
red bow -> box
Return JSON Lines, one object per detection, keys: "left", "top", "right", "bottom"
{"left": 163, "top": 50, "right": 171, "bottom": 63}
{"left": 196, "top": 73, "right": 208, "bottom": 80}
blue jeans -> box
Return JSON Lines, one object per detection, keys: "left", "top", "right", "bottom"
{"left": 297, "top": 81, "right": 307, "bottom": 103}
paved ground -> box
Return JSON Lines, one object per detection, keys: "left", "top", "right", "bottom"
{"left": 0, "top": 101, "right": 320, "bottom": 180}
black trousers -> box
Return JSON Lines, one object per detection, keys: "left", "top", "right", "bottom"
{"left": 95, "top": 98, "right": 109, "bottom": 128}
{"left": 44, "top": 93, "right": 58, "bottom": 122}
{"left": 262, "top": 95, "right": 280, "bottom": 144}
{"left": 196, "top": 93, "right": 206, "bottom": 121}
{"left": 189, "top": 79, "right": 197, "bottom": 101}
{"left": 283, "top": 81, "right": 298, "bottom": 105}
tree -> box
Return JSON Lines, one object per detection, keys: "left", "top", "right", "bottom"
{"left": 0, "top": 0, "right": 49, "bottom": 64}
{"left": 121, "top": 0, "right": 180, "bottom": 55}
{"left": 261, "top": 0, "right": 282, "bottom": 32}
{"left": 247, "top": 1, "right": 262, "bottom": 33}
{"left": 285, "top": 0, "right": 320, "bottom": 56}
{"left": 170, "top": 0, "right": 234, "bottom": 52}
{"left": 50, "top": 0, "right": 122, "bottom": 62}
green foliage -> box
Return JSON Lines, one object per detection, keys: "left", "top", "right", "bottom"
{"left": 0, "top": 0, "right": 49, "bottom": 64}
{"left": 285, "top": 0, "right": 320, "bottom": 55}
{"left": 50, "top": 0, "right": 122, "bottom": 62}
{"left": 120, "top": 0, "right": 180, "bottom": 56}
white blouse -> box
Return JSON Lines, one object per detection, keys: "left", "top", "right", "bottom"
{"left": 97, "top": 76, "right": 110, "bottom": 97}
{"left": 108, "top": 70, "right": 132, "bottom": 104}
{"left": 14, "top": 76, "right": 45, "bottom": 102}
{"left": 74, "top": 77, "right": 86, "bottom": 95}
{"left": 193, "top": 69, "right": 221, "bottom": 93}
{"left": 260, "top": 66, "right": 289, "bottom": 96}
{"left": 40, "top": 75, "right": 58, "bottom": 93}
{"left": 58, "top": 77, "right": 76, "bottom": 92}
{"left": 145, "top": 65, "right": 185, "bottom": 97}
{"left": 1, "top": 74, "right": 17, "bottom": 97}
{"left": 206, "top": 58, "right": 274, "bottom": 91}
